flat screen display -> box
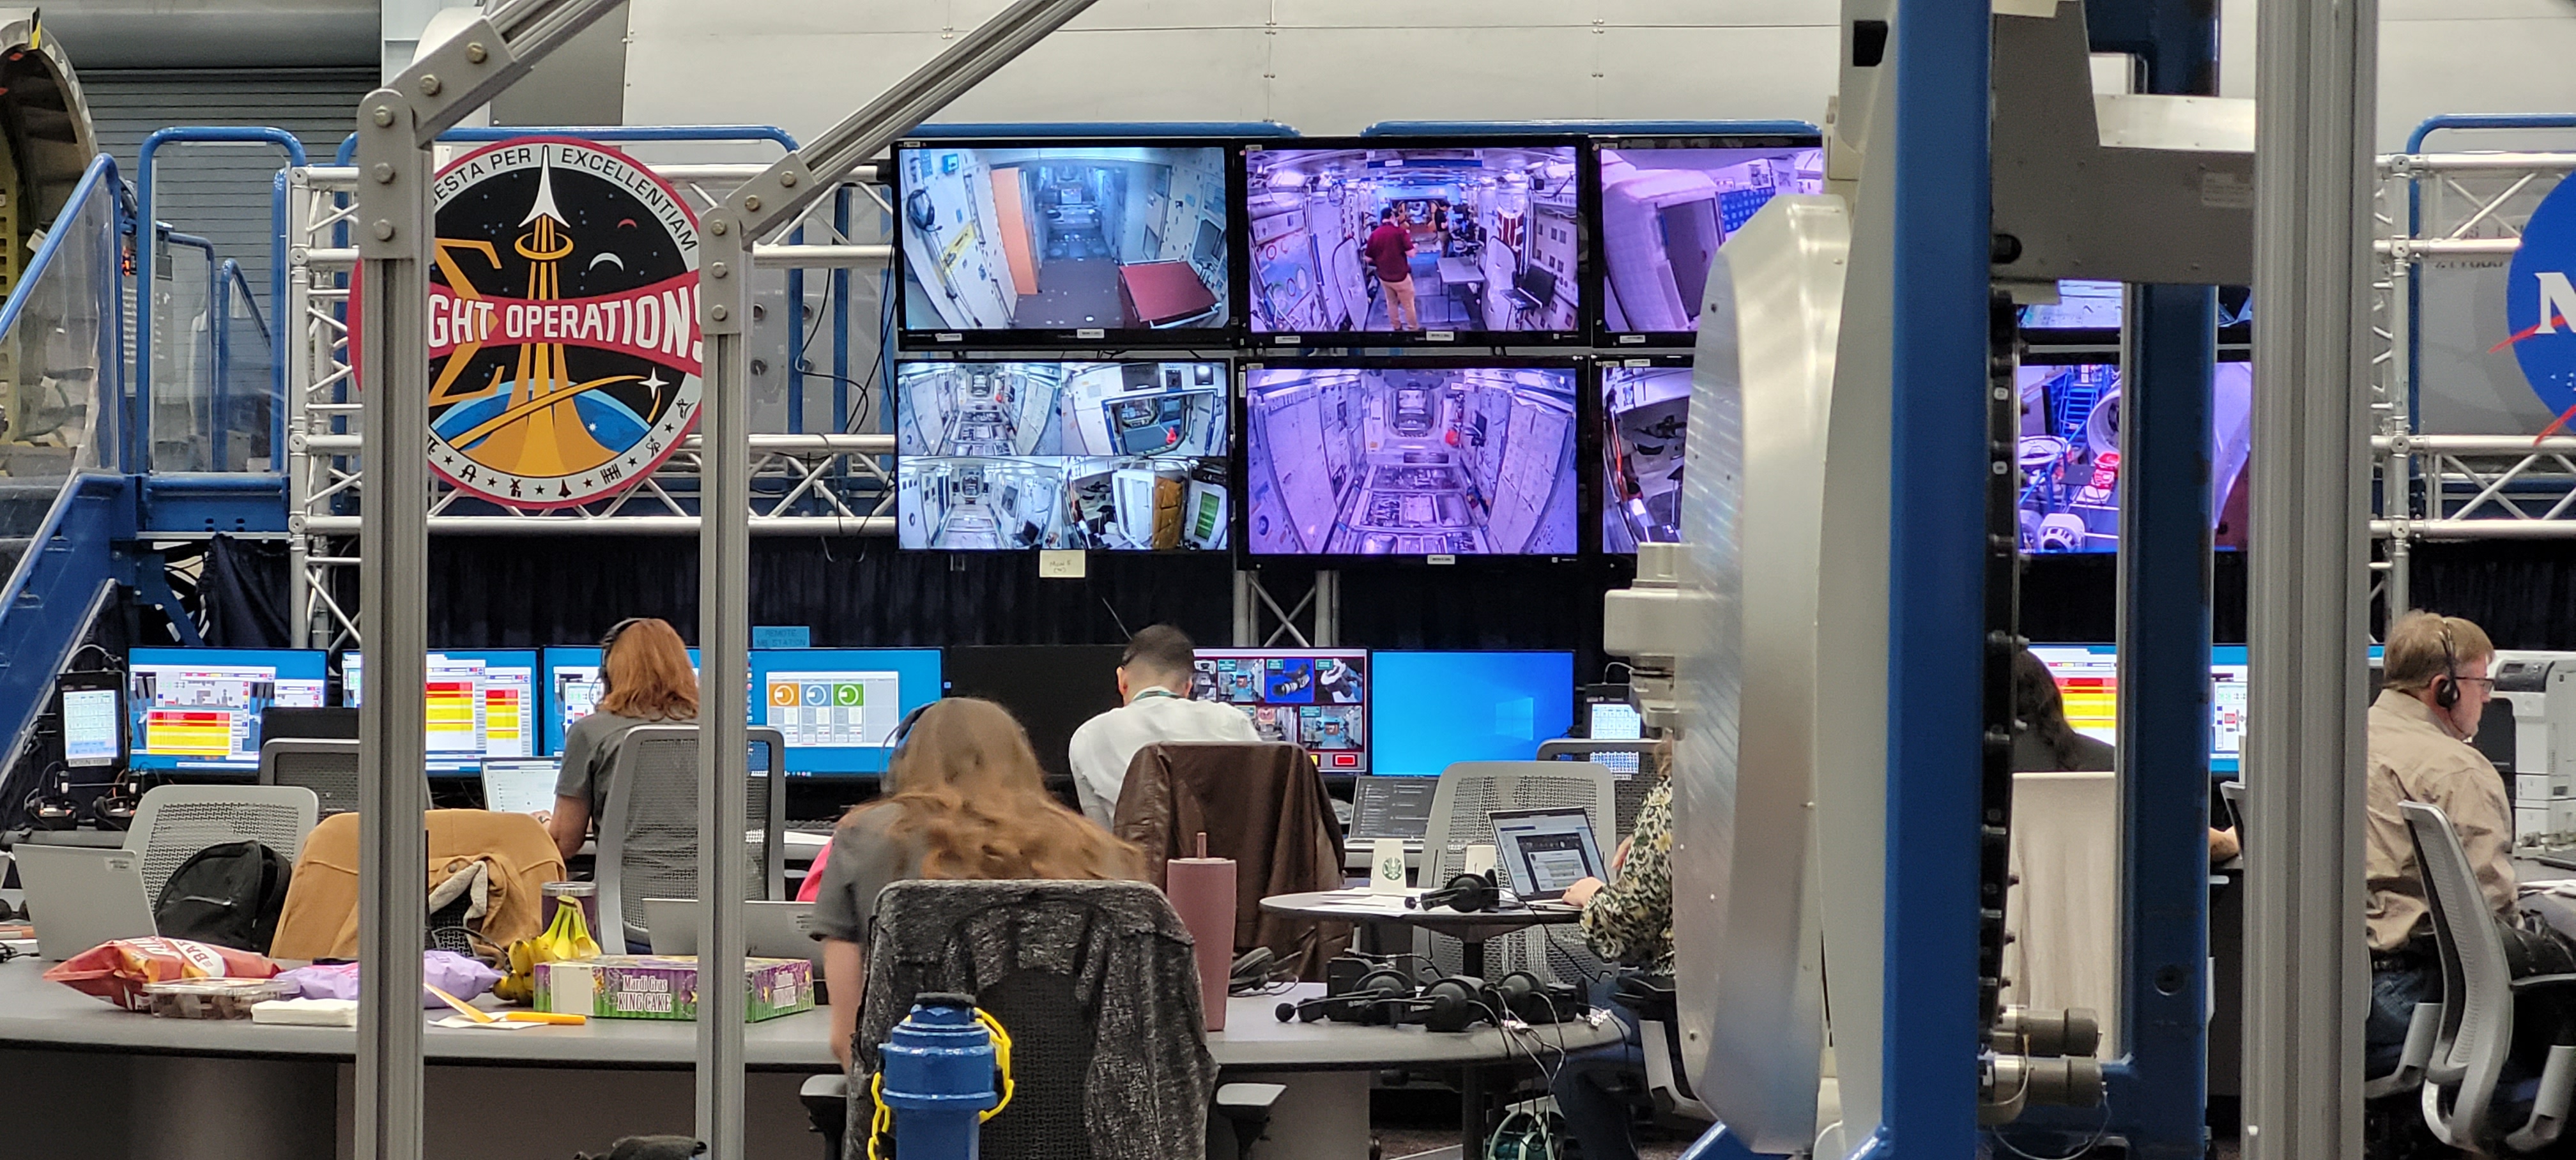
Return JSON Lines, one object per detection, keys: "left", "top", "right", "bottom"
{"left": 1190, "top": 648, "right": 1370, "bottom": 773}
{"left": 1598, "top": 358, "right": 1692, "bottom": 552}
{"left": 1243, "top": 361, "right": 1581, "bottom": 557}
{"left": 894, "top": 359, "right": 1230, "bottom": 551}
{"left": 542, "top": 645, "right": 700, "bottom": 757}
{"left": 942, "top": 645, "right": 1126, "bottom": 780}
{"left": 126, "top": 648, "right": 330, "bottom": 772}
{"left": 61, "top": 687, "right": 120, "bottom": 768}
{"left": 896, "top": 141, "right": 1235, "bottom": 344}
{"left": 346, "top": 650, "right": 541, "bottom": 771}
{"left": 1368, "top": 651, "right": 1575, "bottom": 777}
{"left": 2027, "top": 643, "right": 2379, "bottom": 774}
{"left": 1243, "top": 141, "right": 1584, "bottom": 342}
{"left": 2015, "top": 358, "right": 2254, "bottom": 553}
{"left": 750, "top": 648, "right": 943, "bottom": 775}
{"left": 1595, "top": 140, "right": 1823, "bottom": 342}
{"left": 2017, "top": 282, "right": 2254, "bottom": 341}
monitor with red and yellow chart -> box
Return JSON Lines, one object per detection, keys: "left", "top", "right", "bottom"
{"left": 126, "top": 648, "right": 329, "bottom": 772}
{"left": 344, "top": 650, "right": 541, "bottom": 772}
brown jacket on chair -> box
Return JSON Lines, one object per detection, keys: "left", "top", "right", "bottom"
{"left": 1112, "top": 740, "right": 1351, "bottom": 979}
{"left": 270, "top": 809, "right": 569, "bottom": 961}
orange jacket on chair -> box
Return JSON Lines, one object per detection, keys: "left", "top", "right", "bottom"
{"left": 270, "top": 809, "right": 569, "bottom": 961}
{"left": 1112, "top": 740, "right": 1350, "bottom": 979}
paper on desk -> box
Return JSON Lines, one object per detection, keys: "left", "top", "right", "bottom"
{"left": 435, "top": 1015, "right": 541, "bottom": 1030}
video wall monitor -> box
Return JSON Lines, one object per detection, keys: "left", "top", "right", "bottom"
{"left": 894, "top": 139, "right": 1239, "bottom": 347}
{"left": 1241, "top": 139, "right": 1586, "bottom": 344}
{"left": 126, "top": 648, "right": 330, "bottom": 772}
{"left": 942, "top": 645, "right": 1126, "bottom": 781}
{"left": 1369, "top": 651, "right": 1576, "bottom": 777}
{"left": 346, "top": 650, "right": 541, "bottom": 771}
{"left": 1242, "top": 360, "right": 1582, "bottom": 559}
{"left": 1190, "top": 648, "right": 1370, "bottom": 773}
{"left": 2014, "top": 355, "right": 2255, "bottom": 554}
{"left": 894, "top": 358, "right": 1232, "bottom": 551}
{"left": 2027, "top": 643, "right": 2377, "bottom": 774}
{"left": 1592, "top": 136, "right": 1824, "bottom": 344}
{"left": 1598, "top": 356, "right": 1693, "bottom": 553}
{"left": 541, "top": 645, "right": 700, "bottom": 756}
{"left": 751, "top": 648, "right": 943, "bottom": 775}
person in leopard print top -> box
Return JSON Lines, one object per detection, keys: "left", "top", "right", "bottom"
{"left": 1549, "top": 742, "right": 1675, "bottom": 1160}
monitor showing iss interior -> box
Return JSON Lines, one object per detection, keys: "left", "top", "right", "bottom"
{"left": 1599, "top": 363, "right": 1690, "bottom": 551}
{"left": 1243, "top": 364, "right": 1579, "bottom": 556}
{"left": 896, "top": 360, "right": 1231, "bottom": 551}
{"left": 1596, "top": 145, "right": 1823, "bottom": 335}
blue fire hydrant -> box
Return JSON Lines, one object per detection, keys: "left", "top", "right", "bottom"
{"left": 878, "top": 993, "right": 1004, "bottom": 1160}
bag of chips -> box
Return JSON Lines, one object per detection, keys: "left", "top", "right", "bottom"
{"left": 43, "top": 936, "right": 280, "bottom": 1011}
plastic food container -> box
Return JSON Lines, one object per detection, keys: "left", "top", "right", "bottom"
{"left": 142, "top": 977, "right": 298, "bottom": 1020}
{"left": 542, "top": 881, "right": 599, "bottom": 938}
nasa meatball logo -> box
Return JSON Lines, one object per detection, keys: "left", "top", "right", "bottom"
{"left": 2503, "top": 175, "right": 2576, "bottom": 434}
{"left": 425, "top": 137, "right": 701, "bottom": 508}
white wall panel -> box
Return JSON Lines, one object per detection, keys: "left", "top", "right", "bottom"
{"left": 1264, "top": 27, "right": 1600, "bottom": 130}
{"left": 1600, "top": 0, "right": 1838, "bottom": 27}
{"left": 2380, "top": 17, "right": 2576, "bottom": 153}
{"left": 1595, "top": 26, "right": 1837, "bottom": 126}
{"left": 1273, "top": 0, "right": 1588, "bottom": 29}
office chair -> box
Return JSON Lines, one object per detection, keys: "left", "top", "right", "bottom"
{"left": 125, "top": 784, "right": 319, "bottom": 911}
{"left": 1615, "top": 975, "right": 1718, "bottom": 1124}
{"left": 592, "top": 725, "right": 788, "bottom": 953}
{"left": 257, "top": 737, "right": 385, "bottom": 817}
{"left": 1112, "top": 740, "right": 1349, "bottom": 979}
{"left": 2403, "top": 800, "right": 2576, "bottom": 1153}
{"left": 1535, "top": 738, "right": 1660, "bottom": 836}
{"left": 1416, "top": 760, "right": 1617, "bottom": 984}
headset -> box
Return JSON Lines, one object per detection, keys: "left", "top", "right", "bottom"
{"left": 1409, "top": 870, "right": 1503, "bottom": 914}
{"left": 2436, "top": 619, "right": 2463, "bottom": 710}
{"left": 597, "top": 617, "right": 648, "bottom": 697}
{"left": 1493, "top": 969, "right": 1586, "bottom": 1025}
{"left": 91, "top": 772, "right": 142, "bottom": 831}
{"left": 21, "top": 763, "right": 80, "bottom": 831}
{"left": 1271, "top": 969, "right": 1501, "bottom": 1032}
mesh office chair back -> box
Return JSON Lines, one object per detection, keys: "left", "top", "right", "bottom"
{"left": 126, "top": 784, "right": 320, "bottom": 910}
{"left": 1536, "top": 738, "right": 1659, "bottom": 835}
{"left": 257, "top": 738, "right": 369, "bottom": 816}
{"left": 1418, "top": 760, "right": 1618, "bottom": 984}
{"left": 592, "top": 725, "right": 788, "bottom": 952}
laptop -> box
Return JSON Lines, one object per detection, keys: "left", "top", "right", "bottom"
{"left": 13, "top": 843, "right": 160, "bottom": 959}
{"left": 1349, "top": 776, "right": 1439, "bottom": 850}
{"left": 643, "top": 899, "right": 824, "bottom": 965}
{"left": 1489, "top": 805, "right": 1609, "bottom": 906}
{"left": 481, "top": 758, "right": 562, "bottom": 816}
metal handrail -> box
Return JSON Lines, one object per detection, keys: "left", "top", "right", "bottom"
{"left": 134, "top": 126, "right": 309, "bottom": 473}
{"left": 0, "top": 153, "right": 126, "bottom": 471}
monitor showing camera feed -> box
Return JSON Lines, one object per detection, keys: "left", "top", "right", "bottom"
{"left": 751, "top": 648, "right": 942, "bottom": 774}
{"left": 1599, "top": 360, "right": 1692, "bottom": 551}
{"left": 1243, "top": 142, "right": 1583, "bottom": 340}
{"left": 1595, "top": 141, "right": 1823, "bottom": 340}
{"left": 1370, "top": 650, "right": 1575, "bottom": 776}
{"left": 2020, "top": 280, "right": 2124, "bottom": 332}
{"left": 126, "top": 648, "right": 330, "bottom": 772}
{"left": 896, "top": 142, "right": 1233, "bottom": 341}
{"left": 542, "top": 645, "right": 700, "bottom": 756}
{"left": 895, "top": 359, "right": 1230, "bottom": 551}
{"left": 345, "top": 650, "right": 540, "bottom": 770}
{"left": 1243, "top": 362, "right": 1579, "bottom": 556}
{"left": 2015, "top": 359, "right": 2253, "bottom": 553}
{"left": 1191, "top": 648, "right": 1370, "bottom": 772}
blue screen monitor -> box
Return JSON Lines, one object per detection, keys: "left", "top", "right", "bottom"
{"left": 346, "top": 650, "right": 542, "bottom": 772}
{"left": 127, "top": 648, "right": 331, "bottom": 772}
{"left": 1368, "top": 651, "right": 1576, "bottom": 776}
{"left": 750, "top": 648, "right": 944, "bottom": 774}
{"left": 542, "top": 645, "right": 700, "bottom": 756}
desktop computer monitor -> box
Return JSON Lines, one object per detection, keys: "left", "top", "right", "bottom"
{"left": 126, "top": 648, "right": 330, "bottom": 773}
{"left": 542, "top": 645, "right": 700, "bottom": 756}
{"left": 2029, "top": 642, "right": 2382, "bottom": 775}
{"left": 1368, "top": 651, "right": 1575, "bottom": 777}
{"left": 1189, "top": 648, "right": 1370, "bottom": 773}
{"left": 346, "top": 650, "right": 542, "bottom": 771}
{"left": 750, "top": 648, "right": 943, "bottom": 774}
{"left": 942, "top": 645, "right": 1126, "bottom": 780}
{"left": 1594, "top": 136, "right": 1825, "bottom": 342}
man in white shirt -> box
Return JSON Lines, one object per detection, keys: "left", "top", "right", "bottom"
{"left": 1068, "top": 624, "right": 1259, "bottom": 826}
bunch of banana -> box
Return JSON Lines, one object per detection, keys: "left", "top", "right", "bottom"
{"left": 492, "top": 897, "right": 603, "bottom": 1004}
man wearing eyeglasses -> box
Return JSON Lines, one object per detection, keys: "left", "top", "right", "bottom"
{"left": 2364, "top": 611, "right": 2511, "bottom": 1080}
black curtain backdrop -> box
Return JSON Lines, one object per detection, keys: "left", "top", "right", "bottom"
{"left": 421, "top": 537, "right": 1636, "bottom": 682}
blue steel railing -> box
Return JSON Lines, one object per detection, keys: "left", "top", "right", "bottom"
{"left": 134, "top": 126, "right": 307, "bottom": 474}
{"left": 210, "top": 258, "right": 272, "bottom": 472}
{"left": 0, "top": 151, "right": 127, "bottom": 471}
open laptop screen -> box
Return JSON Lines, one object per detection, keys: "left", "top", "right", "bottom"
{"left": 1490, "top": 805, "right": 1606, "bottom": 901}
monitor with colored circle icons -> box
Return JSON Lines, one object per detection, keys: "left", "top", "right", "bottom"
{"left": 749, "top": 649, "right": 942, "bottom": 775}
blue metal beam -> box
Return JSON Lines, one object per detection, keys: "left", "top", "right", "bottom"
{"left": 133, "top": 126, "right": 308, "bottom": 474}
{"left": 1872, "top": 0, "right": 1994, "bottom": 1152}
{"left": 139, "top": 473, "right": 290, "bottom": 535}
{"left": 0, "top": 475, "right": 139, "bottom": 765}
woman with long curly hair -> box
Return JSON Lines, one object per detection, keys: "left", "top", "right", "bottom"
{"left": 549, "top": 616, "right": 699, "bottom": 864}
{"left": 811, "top": 697, "right": 1144, "bottom": 1067}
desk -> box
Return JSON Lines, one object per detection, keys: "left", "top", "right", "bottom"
{"left": 0, "top": 961, "right": 1613, "bottom": 1160}
{"left": 1261, "top": 890, "right": 1581, "bottom": 976}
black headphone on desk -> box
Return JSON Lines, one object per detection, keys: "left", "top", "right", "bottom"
{"left": 2436, "top": 620, "right": 2464, "bottom": 710}
{"left": 1410, "top": 871, "right": 1502, "bottom": 914}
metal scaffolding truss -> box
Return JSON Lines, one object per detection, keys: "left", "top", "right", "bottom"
{"left": 283, "top": 153, "right": 894, "bottom": 649}
{"left": 2374, "top": 139, "right": 2576, "bottom": 611}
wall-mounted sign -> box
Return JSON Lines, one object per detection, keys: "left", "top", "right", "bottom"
{"left": 427, "top": 137, "right": 702, "bottom": 508}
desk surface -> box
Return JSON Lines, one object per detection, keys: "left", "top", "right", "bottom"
{"left": 0, "top": 965, "right": 1615, "bottom": 1072}
{"left": 1261, "top": 890, "right": 1583, "bottom": 943}
{"left": 1436, "top": 257, "right": 1483, "bottom": 284}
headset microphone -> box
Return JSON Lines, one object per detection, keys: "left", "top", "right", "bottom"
{"left": 2437, "top": 620, "right": 2464, "bottom": 710}
{"left": 1409, "top": 871, "right": 1502, "bottom": 914}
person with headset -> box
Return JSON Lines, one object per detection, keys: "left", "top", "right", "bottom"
{"left": 547, "top": 617, "right": 698, "bottom": 865}
{"left": 1066, "top": 623, "right": 1258, "bottom": 827}
{"left": 811, "top": 698, "right": 1145, "bottom": 1069}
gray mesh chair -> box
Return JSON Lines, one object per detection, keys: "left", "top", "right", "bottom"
{"left": 123, "top": 784, "right": 319, "bottom": 910}
{"left": 593, "top": 724, "right": 788, "bottom": 952}
{"left": 256, "top": 738, "right": 371, "bottom": 816}
{"left": 1537, "top": 738, "right": 1659, "bottom": 836}
{"left": 1416, "top": 760, "right": 1617, "bottom": 982}
{"left": 2404, "top": 800, "right": 2576, "bottom": 1152}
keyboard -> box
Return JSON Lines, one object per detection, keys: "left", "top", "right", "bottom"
{"left": 786, "top": 819, "right": 842, "bottom": 835}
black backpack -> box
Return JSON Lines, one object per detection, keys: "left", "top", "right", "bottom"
{"left": 153, "top": 841, "right": 293, "bottom": 954}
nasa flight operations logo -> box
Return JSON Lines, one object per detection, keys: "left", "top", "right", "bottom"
{"left": 426, "top": 138, "right": 702, "bottom": 507}
{"left": 2502, "top": 174, "right": 2576, "bottom": 435}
